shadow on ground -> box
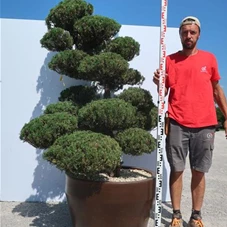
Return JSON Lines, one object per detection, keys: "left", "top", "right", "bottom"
{"left": 150, "top": 202, "right": 188, "bottom": 227}
{"left": 12, "top": 202, "right": 72, "bottom": 227}
{"left": 10, "top": 201, "right": 192, "bottom": 227}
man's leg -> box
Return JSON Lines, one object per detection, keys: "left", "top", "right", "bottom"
{"left": 191, "top": 169, "right": 205, "bottom": 211}
{"left": 166, "top": 119, "right": 189, "bottom": 227}
{"left": 170, "top": 170, "right": 184, "bottom": 210}
{"left": 188, "top": 126, "right": 215, "bottom": 226}
{"left": 168, "top": 171, "right": 184, "bottom": 227}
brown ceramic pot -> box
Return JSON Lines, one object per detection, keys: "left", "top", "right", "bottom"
{"left": 65, "top": 166, "right": 155, "bottom": 227}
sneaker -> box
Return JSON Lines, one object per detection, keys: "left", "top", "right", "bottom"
{"left": 169, "top": 212, "right": 183, "bottom": 227}
{"left": 169, "top": 217, "right": 183, "bottom": 227}
{"left": 188, "top": 216, "right": 204, "bottom": 227}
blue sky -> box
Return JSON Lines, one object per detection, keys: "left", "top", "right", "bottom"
{"left": 1, "top": 0, "right": 226, "bottom": 92}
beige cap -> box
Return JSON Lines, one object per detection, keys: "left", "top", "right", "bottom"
{"left": 180, "top": 16, "right": 201, "bottom": 28}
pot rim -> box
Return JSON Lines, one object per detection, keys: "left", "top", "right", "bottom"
{"left": 66, "top": 165, "right": 156, "bottom": 184}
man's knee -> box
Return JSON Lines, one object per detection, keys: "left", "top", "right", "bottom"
{"left": 170, "top": 170, "right": 184, "bottom": 182}
{"left": 191, "top": 169, "right": 205, "bottom": 179}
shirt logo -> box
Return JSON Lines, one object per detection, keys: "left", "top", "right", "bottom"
{"left": 201, "top": 66, "right": 207, "bottom": 73}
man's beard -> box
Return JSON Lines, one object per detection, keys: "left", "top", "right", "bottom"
{"left": 182, "top": 40, "right": 197, "bottom": 49}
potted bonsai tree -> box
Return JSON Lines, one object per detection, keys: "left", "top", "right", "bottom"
{"left": 20, "top": 0, "right": 158, "bottom": 226}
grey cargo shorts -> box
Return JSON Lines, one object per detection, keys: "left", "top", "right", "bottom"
{"left": 166, "top": 119, "right": 216, "bottom": 173}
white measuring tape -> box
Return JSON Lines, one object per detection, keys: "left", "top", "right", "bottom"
{"left": 154, "top": 0, "right": 168, "bottom": 226}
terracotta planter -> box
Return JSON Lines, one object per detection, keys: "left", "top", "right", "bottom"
{"left": 65, "top": 166, "right": 155, "bottom": 227}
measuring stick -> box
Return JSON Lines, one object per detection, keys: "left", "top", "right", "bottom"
{"left": 154, "top": 0, "right": 168, "bottom": 226}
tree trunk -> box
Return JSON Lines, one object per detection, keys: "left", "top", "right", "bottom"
{"left": 104, "top": 85, "right": 111, "bottom": 99}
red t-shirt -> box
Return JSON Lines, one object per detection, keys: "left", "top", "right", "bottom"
{"left": 166, "top": 50, "right": 221, "bottom": 128}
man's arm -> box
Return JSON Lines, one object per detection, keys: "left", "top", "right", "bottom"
{"left": 153, "top": 69, "right": 169, "bottom": 96}
{"left": 212, "top": 81, "right": 227, "bottom": 136}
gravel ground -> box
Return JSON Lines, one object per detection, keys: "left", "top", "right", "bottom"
{"left": 1, "top": 131, "right": 227, "bottom": 227}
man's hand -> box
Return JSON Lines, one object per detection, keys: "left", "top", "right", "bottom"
{"left": 153, "top": 69, "right": 168, "bottom": 85}
{"left": 153, "top": 69, "right": 161, "bottom": 86}
{"left": 212, "top": 81, "right": 227, "bottom": 139}
{"left": 153, "top": 69, "right": 168, "bottom": 95}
